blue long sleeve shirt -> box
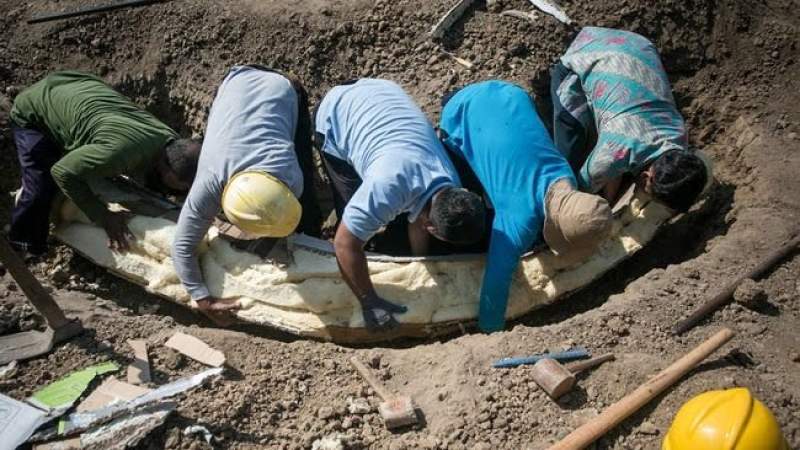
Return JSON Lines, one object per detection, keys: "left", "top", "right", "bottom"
{"left": 440, "top": 81, "right": 575, "bottom": 332}
{"left": 315, "top": 79, "right": 460, "bottom": 242}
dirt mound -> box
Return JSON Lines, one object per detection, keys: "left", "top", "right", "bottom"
{"left": 1, "top": 0, "right": 799, "bottom": 448}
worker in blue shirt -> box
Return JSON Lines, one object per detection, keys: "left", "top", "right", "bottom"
{"left": 315, "top": 79, "right": 486, "bottom": 332}
{"left": 440, "top": 80, "right": 613, "bottom": 332}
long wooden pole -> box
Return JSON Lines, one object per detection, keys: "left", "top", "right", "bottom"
{"left": 0, "top": 235, "right": 70, "bottom": 329}
{"left": 673, "top": 234, "right": 800, "bottom": 335}
{"left": 547, "top": 328, "right": 735, "bottom": 450}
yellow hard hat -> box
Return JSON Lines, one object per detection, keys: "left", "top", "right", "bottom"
{"left": 663, "top": 388, "right": 789, "bottom": 450}
{"left": 221, "top": 170, "right": 301, "bottom": 237}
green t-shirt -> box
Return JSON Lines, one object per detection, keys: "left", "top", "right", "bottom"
{"left": 10, "top": 71, "right": 177, "bottom": 222}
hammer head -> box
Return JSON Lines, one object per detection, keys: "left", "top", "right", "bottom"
{"left": 378, "top": 396, "right": 418, "bottom": 429}
{"left": 531, "top": 358, "right": 576, "bottom": 400}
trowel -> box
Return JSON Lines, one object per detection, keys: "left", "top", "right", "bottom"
{"left": 0, "top": 235, "right": 83, "bottom": 365}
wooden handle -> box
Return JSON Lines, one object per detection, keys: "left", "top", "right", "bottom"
{"left": 673, "top": 234, "right": 800, "bottom": 334}
{"left": 350, "top": 357, "right": 392, "bottom": 401}
{"left": 547, "top": 328, "right": 735, "bottom": 450}
{"left": 0, "top": 235, "right": 69, "bottom": 329}
{"left": 566, "top": 353, "right": 615, "bottom": 374}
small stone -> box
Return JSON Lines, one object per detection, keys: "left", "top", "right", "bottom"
{"left": 311, "top": 434, "right": 345, "bottom": 450}
{"left": 367, "top": 352, "right": 382, "bottom": 369}
{"left": 771, "top": 50, "right": 779, "bottom": 58}
{"left": 638, "top": 420, "right": 659, "bottom": 435}
{"left": 790, "top": 352, "right": 800, "bottom": 363}
{"left": 346, "top": 397, "right": 371, "bottom": 414}
{"left": 733, "top": 279, "right": 767, "bottom": 309}
{"left": 788, "top": 132, "right": 798, "bottom": 141}
{"left": 317, "top": 406, "right": 335, "bottom": 420}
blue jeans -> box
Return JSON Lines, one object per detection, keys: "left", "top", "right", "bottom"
{"left": 9, "top": 126, "right": 62, "bottom": 255}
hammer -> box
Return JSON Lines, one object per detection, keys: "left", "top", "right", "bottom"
{"left": 350, "top": 357, "right": 418, "bottom": 429}
{"left": 531, "top": 353, "right": 615, "bottom": 400}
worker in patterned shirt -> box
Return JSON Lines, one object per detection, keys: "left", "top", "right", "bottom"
{"left": 550, "top": 27, "right": 712, "bottom": 212}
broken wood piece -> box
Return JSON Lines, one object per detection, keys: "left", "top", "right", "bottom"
{"left": 529, "top": 0, "right": 572, "bottom": 25}
{"left": 500, "top": 9, "right": 538, "bottom": 24}
{"left": 430, "top": 0, "right": 476, "bottom": 39}
{"left": 127, "top": 339, "right": 151, "bottom": 385}
{"left": 76, "top": 377, "right": 151, "bottom": 412}
{"left": 165, "top": 332, "right": 225, "bottom": 367}
{"left": 440, "top": 49, "right": 475, "bottom": 69}
{"left": 33, "top": 437, "right": 81, "bottom": 450}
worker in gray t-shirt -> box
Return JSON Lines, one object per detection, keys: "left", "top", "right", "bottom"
{"left": 172, "top": 66, "right": 320, "bottom": 312}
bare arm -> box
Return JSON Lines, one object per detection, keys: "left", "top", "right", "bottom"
{"left": 333, "top": 222, "right": 407, "bottom": 331}
{"left": 333, "top": 222, "right": 374, "bottom": 299}
{"left": 408, "top": 218, "right": 431, "bottom": 256}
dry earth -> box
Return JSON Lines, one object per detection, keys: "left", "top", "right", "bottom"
{"left": 1, "top": 0, "right": 799, "bottom": 449}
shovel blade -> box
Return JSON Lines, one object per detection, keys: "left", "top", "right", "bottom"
{"left": 0, "top": 329, "right": 55, "bottom": 365}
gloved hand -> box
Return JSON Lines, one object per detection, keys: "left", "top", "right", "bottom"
{"left": 360, "top": 292, "right": 407, "bottom": 332}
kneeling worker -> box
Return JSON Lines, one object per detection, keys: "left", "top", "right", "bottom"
{"left": 440, "top": 80, "right": 612, "bottom": 333}
{"left": 315, "top": 79, "right": 486, "bottom": 331}
{"left": 8, "top": 71, "right": 200, "bottom": 256}
{"left": 172, "top": 66, "right": 321, "bottom": 312}
{"left": 551, "top": 27, "right": 710, "bottom": 211}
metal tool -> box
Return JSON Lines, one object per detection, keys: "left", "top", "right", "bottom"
{"left": 28, "top": 0, "right": 167, "bottom": 24}
{"left": 547, "top": 328, "right": 735, "bottom": 450}
{"left": 0, "top": 236, "right": 82, "bottom": 364}
{"left": 492, "top": 347, "right": 589, "bottom": 368}
{"left": 531, "top": 353, "right": 615, "bottom": 400}
{"left": 673, "top": 233, "right": 800, "bottom": 335}
{"left": 350, "top": 357, "right": 418, "bottom": 429}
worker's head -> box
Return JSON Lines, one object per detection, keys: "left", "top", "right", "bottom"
{"left": 663, "top": 388, "right": 788, "bottom": 450}
{"left": 154, "top": 138, "right": 203, "bottom": 193}
{"left": 424, "top": 187, "right": 485, "bottom": 245}
{"left": 222, "top": 170, "right": 301, "bottom": 237}
{"left": 639, "top": 149, "right": 711, "bottom": 213}
{"left": 544, "top": 180, "right": 612, "bottom": 260}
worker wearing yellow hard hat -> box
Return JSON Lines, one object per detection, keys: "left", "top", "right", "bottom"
{"left": 172, "top": 65, "right": 322, "bottom": 313}
{"left": 663, "top": 388, "right": 789, "bottom": 450}
{"left": 221, "top": 170, "right": 301, "bottom": 237}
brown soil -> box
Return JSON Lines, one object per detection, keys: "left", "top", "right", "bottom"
{"left": 1, "top": 0, "right": 800, "bottom": 449}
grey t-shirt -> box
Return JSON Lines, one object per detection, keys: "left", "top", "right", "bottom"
{"left": 172, "top": 66, "right": 302, "bottom": 300}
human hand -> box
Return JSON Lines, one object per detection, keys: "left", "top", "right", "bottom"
{"left": 103, "top": 211, "right": 134, "bottom": 251}
{"left": 360, "top": 292, "right": 407, "bottom": 332}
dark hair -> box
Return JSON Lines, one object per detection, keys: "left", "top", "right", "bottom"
{"left": 650, "top": 149, "right": 707, "bottom": 212}
{"left": 429, "top": 188, "right": 486, "bottom": 244}
{"left": 164, "top": 138, "right": 202, "bottom": 184}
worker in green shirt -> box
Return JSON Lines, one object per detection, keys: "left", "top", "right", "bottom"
{"left": 8, "top": 71, "right": 201, "bottom": 256}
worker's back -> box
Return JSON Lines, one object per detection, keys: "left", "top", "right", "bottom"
{"left": 10, "top": 71, "right": 176, "bottom": 153}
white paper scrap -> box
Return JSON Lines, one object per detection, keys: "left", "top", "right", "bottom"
{"left": 0, "top": 393, "right": 50, "bottom": 450}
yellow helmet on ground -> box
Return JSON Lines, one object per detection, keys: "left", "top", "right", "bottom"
{"left": 221, "top": 170, "right": 301, "bottom": 237}
{"left": 663, "top": 388, "right": 789, "bottom": 450}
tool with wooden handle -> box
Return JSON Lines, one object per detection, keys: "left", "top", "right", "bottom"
{"left": 0, "top": 235, "right": 83, "bottom": 364}
{"left": 673, "top": 234, "right": 800, "bottom": 335}
{"left": 565, "top": 353, "right": 615, "bottom": 374}
{"left": 350, "top": 357, "right": 418, "bottom": 429}
{"left": 546, "top": 328, "right": 735, "bottom": 450}
{"left": 532, "top": 353, "right": 616, "bottom": 400}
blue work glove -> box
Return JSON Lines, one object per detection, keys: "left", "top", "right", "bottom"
{"left": 360, "top": 293, "right": 407, "bottom": 332}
